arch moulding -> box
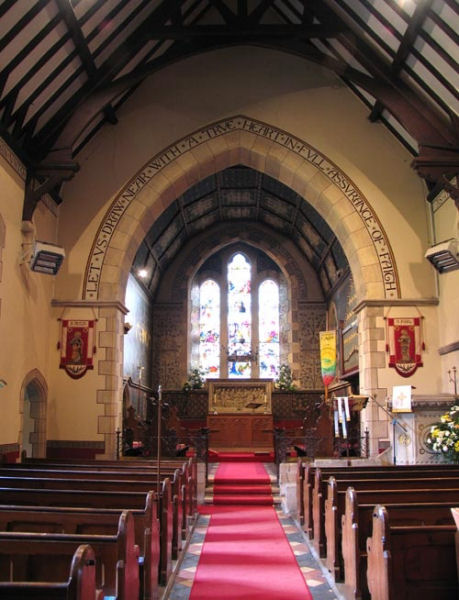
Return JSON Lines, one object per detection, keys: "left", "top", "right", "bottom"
{"left": 83, "top": 115, "right": 400, "bottom": 304}
{"left": 19, "top": 368, "right": 48, "bottom": 459}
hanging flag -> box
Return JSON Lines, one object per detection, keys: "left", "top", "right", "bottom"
{"left": 387, "top": 317, "right": 423, "bottom": 377}
{"left": 60, "top": 320, "right": 95, "bottom": 379}
{"left": 319, "top": 330, "right": 337, "bottom": 386}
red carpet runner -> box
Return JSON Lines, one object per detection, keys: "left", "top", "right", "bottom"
{"left": 213, "top": 461, "right": 273, "bottom": 505}
{"left": 189, "top": 461, "right": 313, "bottom": 600}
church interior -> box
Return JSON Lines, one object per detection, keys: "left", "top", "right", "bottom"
{"left": 0, "top": 1, "right": 458, "bottom": 599}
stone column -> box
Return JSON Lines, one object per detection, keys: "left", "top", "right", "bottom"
{"left": 97, "top": 302, "right": 128, "bottom": 458}
{"left": 357, "top": 304, "right": 388, "bottom": 457}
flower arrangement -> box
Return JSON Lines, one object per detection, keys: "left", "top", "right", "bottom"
{"left": 425, "top": 403, "right": 459, "bottom": 463}
{"left": 182, "top": 368, "right": 205, "bottom": 392}
{"left": 275, "top": 364, "right": 296, "bottom": 391}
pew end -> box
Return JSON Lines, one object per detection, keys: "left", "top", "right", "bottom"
{"left": 0, "top": 544, "right": 102, "bottom": 600}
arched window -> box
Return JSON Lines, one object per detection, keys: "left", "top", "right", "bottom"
{"left": 195, "top": 250, "right": 281, "bottom": 380}
{"left": 258, "top": 280, "right": 280, "bottom": 378}
{"left": 199, "top": 279, "right": 220, "bottom": 377}
{"left": 227, "top": 253, "right": 252, "bottom": 378}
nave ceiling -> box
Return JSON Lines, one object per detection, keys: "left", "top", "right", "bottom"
{"left": 132, "top": 165, "right": 349, "bottom": 299}
{"left": 0, "top": 0, "right": 457, "bottom": 226}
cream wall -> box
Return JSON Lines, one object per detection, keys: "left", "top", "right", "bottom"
{"left": 429, "top": 192, "right": 459, "bottom": 393}
{"left": 58, "top": 47, "right": 435, "bottom": 301}
{"left": 0, "top": 153, "right": 58, "bottom": 451}
{"left": 2, "top": 46, "right": 454, "bottom": 455}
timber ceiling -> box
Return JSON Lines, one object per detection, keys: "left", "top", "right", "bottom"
{"left": 132, "top": 165, "right": 349, "bottom": 297}
{"left": 0, "top": 0, "right": 457, "bottom": 296}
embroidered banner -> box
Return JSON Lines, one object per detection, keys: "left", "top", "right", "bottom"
{"left": 60, "top": 320, "right": 95, "bottom": 379}
{"left": 387, "top": 317, "right": 423, "bottom": 378}
{"left": 319, "top": 330, "right": 337, "bottom": 386}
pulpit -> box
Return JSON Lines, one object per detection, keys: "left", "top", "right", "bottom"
{"left": 206, "top": 379, "right": 274, "bottom": 451}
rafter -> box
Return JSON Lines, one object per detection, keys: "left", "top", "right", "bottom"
{"left": 0, "top": 0, "right": 456, "bottom": 212}
{"left": 370, "top": 0, "right": 434, "bottom": 122}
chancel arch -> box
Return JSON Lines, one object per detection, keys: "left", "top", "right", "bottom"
{"left": 84, "top": 116, "right": 399, "bottom": 305}
{"left": 83, "top": 118, "right": 401, "bottom": 456}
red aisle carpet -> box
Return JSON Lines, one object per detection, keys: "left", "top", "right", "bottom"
{"left": 213, "top": 461, "right": 273, "bottom": 505}
{"left": 189, "top": 461, "right": 313, "bottom": 600}
{"left": 209, "top": 451, "right": 275, "bottom": 462}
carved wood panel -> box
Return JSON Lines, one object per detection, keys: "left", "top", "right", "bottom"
{"left": 208, "top": 415, "right": 273, "bottom": 449}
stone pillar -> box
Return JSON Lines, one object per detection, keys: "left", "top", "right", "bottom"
{"left": 357, "top": 305, "right": 388, "bottom": 457}
{"left": 96, "top": 302, "right": 128, "bottom": 458}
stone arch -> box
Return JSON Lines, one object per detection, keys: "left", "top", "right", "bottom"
{"left": 19, "top": 369, "right": 48, "bottom": 459}
{"left": 83, "top": 116, "right": 400, "bottom": 456}
{"left": 153, "top": 222, "right": 325, "bottom": 389}
{"left": 83, "top": 115, "right": 399, "bottom": 304}
{"left": 165, "top": 222, "right": 317, "bottom": 304}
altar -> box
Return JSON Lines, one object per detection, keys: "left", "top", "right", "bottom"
{"left": 207, "top": 379, "right": 274, "bottom": 450}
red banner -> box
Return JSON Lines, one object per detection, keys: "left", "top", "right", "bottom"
{"left": 387, "top": 317, "right": 423, "bottom": 378}
{"left": 60, "top": 320, "right": 95, "bottom": 379}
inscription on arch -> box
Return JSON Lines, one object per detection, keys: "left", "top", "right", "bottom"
{"left": 84, "top": 116, "right": 399, "bottom": 300}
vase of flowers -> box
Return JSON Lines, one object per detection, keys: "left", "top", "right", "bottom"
{"left": 425, "top": 403, "right": 459, "bottom": 463}
{"left": 275, "top": 364, "right": 296, "bottom": 391}
{"left": 182, "top": 368, "right": 205, "bottom": 392}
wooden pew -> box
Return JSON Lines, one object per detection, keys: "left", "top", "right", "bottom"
{"left": 8, "top": 459, "right": 197, "bottom": 537}
{"left": 322, "top": 476, "right": 459, "bottom": 569}
{"left": 20, "top": 456, "right": 198, "bottom": 511}
{"left": 341, "top": 487, "right": 457, "bottom": 600}
{"left": 0, "top": 493, "right": 159, "bottom": 600}
{"left": 313, "top": 469, "right": 459, "bottom": 556}
{"left": 303, "top": 464, "right": 459, "bottom": 540}
{"left": 0, "top": 544, "right": 101, "bottom": 600}
{"left": 0, "top": 468, "right": 185, "bottom": 561}
{"left": 0, "top": 482, "right": 173, "bottom": 587}
{"left": 0, "top": 510, "right": 139, "bottom": 600}
{"left": 367, "top": 505, "right": 458, "bottom": 600}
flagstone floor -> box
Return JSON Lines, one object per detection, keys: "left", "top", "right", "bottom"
{"left": 164, "top": 463, "right": 344, "bottom": 600}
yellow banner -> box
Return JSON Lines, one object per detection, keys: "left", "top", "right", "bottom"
{"left": 319, "top": 330, "right": 337, "bottom": 386}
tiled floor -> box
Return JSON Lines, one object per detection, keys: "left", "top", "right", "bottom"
{"left": 165, "top": 463, "right": 343, "bottom": 600}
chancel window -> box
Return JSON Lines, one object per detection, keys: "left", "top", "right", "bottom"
{"left": 258, "top": 279, "right": 280, "bottom": 378}
{"left": 199, "top": 279, "right": 220, "bottom": 377}
{"left": 227, "top": 253, "right": 252, "bottom": 378}
{"left": 197, "top": 251, "right": 281, "bottom": 380}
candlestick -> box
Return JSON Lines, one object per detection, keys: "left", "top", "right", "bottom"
{"left": 341, "top": 415, "right": 347, "bottom": 439}
{"left": 337, "top": 397, "right": 344, "bottom": 423}
{"left": 344, "top": 396, "right": 350, "bottom": 421}
{"left": 334, "top": 410, "right": 339, "bottom": 437}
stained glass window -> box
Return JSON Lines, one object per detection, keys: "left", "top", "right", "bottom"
{"left": 199, "top": 280, "right": 220, "bottom": 377}
{"left": 196, "top": 251, "right": 281, "bottom": 380}
{"left": 259, "top": 280, "right": 280, "bottom": 378}
{"left": 227, "top": 253, "right": 251, "bottom": 378}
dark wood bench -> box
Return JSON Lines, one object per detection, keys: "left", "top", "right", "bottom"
{"left": 0, "top": 482, "right": 173, "bottom": 587}
{"left": 367, "top": 505, "right": 458, "bottom": 600}
{"left": 0, "top": 492, "right": 159, "bottom": 600}
{"left": 302, "top": 464, "right": 459, "bottom": 540}
{"left": 0, "top": 467, "right": 185, "bottom": 561}
{"left": 0, "top": 510, "right": 139, "bottom": 600}
{"left": 313, "top": 469, "right": 459, "bottom": 556}
{"left": 0, "top": 543, "right": 101, "bottom": 600}
{"left": 322, "top": 476, "right": 459, "bottom": 567}
{"left": 340, "top": 487, "right": 457, "bottom": 599}
{"left": 7, "top": 459, "right": 197, "bottom": 537}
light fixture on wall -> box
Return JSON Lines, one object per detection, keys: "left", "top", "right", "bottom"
{"left": 424, "top": 238, "right": 459, "bottom": 273}
{"left": 29, "top": 241, "right": 65, "bottom": 275}
{"left": 0, "top": 379, "right": 7, "bottom": 389}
